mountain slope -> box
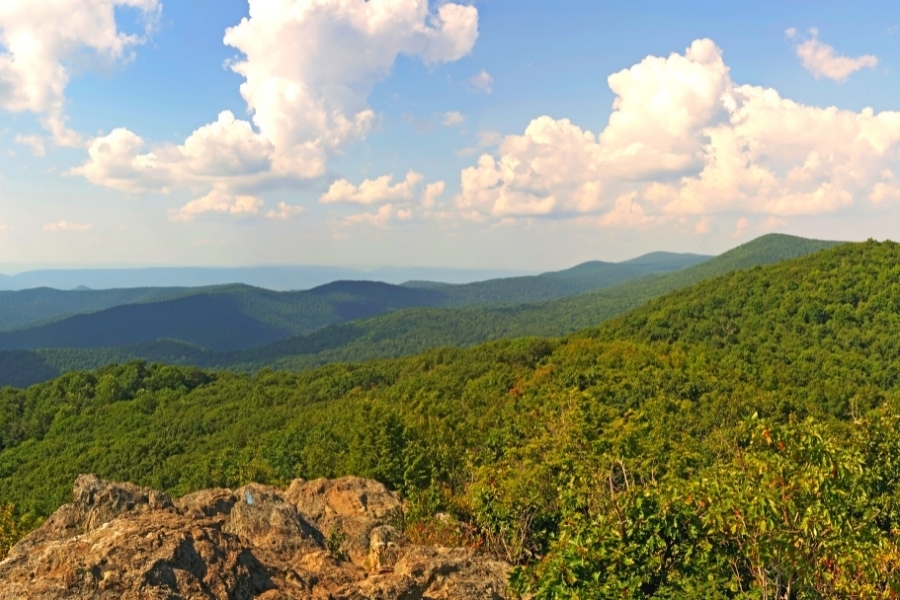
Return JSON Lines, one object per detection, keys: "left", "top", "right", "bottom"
{"left": 3, "top": 240, "right": 900, "bottom": 598}
{"left": 218, "top": 233, "right": 841, "bottom": 370}
{"left": 592, "top": 239, "right": 899, "bottom": 405}
{"left": 0, "top": 283, "right": 448, "bottom": 352}
{"left": 0, "top": 252, "right": 708, "bottom": 355}
{"left": 0, "top": 234, "right": 837, "bottom": 384}
{"left": 406, "top": 251, "right": 710, "bottom": 305}
{"left": 0, "top": 287, "right": 193, "bottom": 331}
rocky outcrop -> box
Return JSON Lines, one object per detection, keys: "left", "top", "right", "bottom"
{"left": 0, "top": 475, "right": 510, "bottom": 599}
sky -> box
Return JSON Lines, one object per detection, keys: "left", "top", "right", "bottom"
{"left": 0, "top": 0, "right": 898, "bottom": 272}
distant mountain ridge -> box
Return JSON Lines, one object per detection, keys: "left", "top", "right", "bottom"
{"left": 0, "top": 265, "right": 533, "bottom": 291}
{"left": 209, "top": 233, "right": 841, "bottom": 371}
{"left": 0, "top": 234, "right": 840, "bottom": 388}
{"left": 400, "top": 251, "right": 709, "bottom": 306}
{"left": 0, "top": 283, "right": 446, "bottom": 351}
{"left": 0, "top": 251, "right": 708, "bottom": 357}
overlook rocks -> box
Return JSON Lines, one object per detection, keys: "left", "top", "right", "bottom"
{"left": 0, "top": 475, "right": 510, "bottom": 599}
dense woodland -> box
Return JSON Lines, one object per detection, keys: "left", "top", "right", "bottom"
{"left": 4, "top": 238, "right": 900, "bottom": 597}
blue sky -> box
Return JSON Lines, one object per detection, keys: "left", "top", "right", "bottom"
{"left": 0, "top": 0, "right": 898, "bottom": 271}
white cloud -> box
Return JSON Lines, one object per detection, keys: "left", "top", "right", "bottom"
{"left": 14, "top": 134, "right": 45, "bottom": 157}
{"left": 73, "top": 0, "right": 479, "bottom": 206}
{"left": 0, "top": 0, "right": 161, "bottom": 145}
{"left": 787, "top": 28, "right": 878, "bottom": 82}
{"left": 172, "top": 189, "right": 264, "bottom": 221}
{"left": 468, "top": 69, "right": 493, "bottom": 94}
{"left": 345, "top": 203, "right": 412, "bottom": 226}
{"left": 266, "top": 201, "right": 305, "bottom": 220}
{"left": 456, "top": 38, "right": 900, "bottom": 226}
{"left": 72, "top": 111, "right": 277, "bottom": 194}
{"left": 870, "top": 171, "right": 900, "bottom": 205}
{"left": 0, "top": 222, "right": 10, "bottom": 233}
{"left": 596, "top": 193, "right": 656, "bottom": 228}
{"left": 422, "top": 180, "right": 446, "bottom": 208}
{"left": 733, "top": 216, "right": 750, "bottom": 238}
{"left": 43, "top": 221, "right": 92, "bottom": 233}
{"left": 442, "top": 111, "right": 465, "bottom": 126}
{"left": 322, "top": 171, "right": 424, "bottom": 204}
{"left": 71, "top": 127, "right": 166, "bottom": 193}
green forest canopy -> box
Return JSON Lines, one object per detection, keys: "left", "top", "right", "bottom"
{"left": 5, "top": 238, "right": 900, "bottom": 597}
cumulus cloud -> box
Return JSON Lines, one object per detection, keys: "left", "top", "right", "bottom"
{"left": 787, "top": 27, "right": 878, "bottom": 82}
{"left": 422, "top": 180, "right": 445, "bottom": 208}
{"left": 456, "top": 38, "right": 900, "bottom": 227}
{"left": 324, "top": 172, "right": 445, "bottom": 226}
{"left": 43, "top": 221, "right": 93, "bottom": 233}
{"left": 172, "top": 189, "right": 264, "bottom": 221}
{"left": 266, "top": 201, "right": 305, "bottom": 220}
{"left": 0, "top": 0, "right": 161, "bottom": 145}
{"left": 345, "top": 203, "right": 412, "bottom": 226}
{"left": 442, "top": 111, "right": 465, "bottom": 126}
{"left": 321, "top": 171, "right": 424, "bottom": 204}
{"left": 72, "top": 0, "right": 479, "bottom": 211}
{"left": 73, "top": 111, "right": 277, "bottom": 193}
{"left": 467, "top": 69, "right": 493, "bottom": 94}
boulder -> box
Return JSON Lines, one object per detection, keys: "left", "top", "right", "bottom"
{"left": 0, "top": 475, "right": 511, "bottom": 599}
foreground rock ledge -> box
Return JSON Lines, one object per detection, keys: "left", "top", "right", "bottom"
{"left": 0, "top": 474, "right": 510, "bottom": 599}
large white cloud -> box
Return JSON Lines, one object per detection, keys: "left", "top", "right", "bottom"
{"left": 0, "top": 0, "right": 161, "bottom": 145}
{"left": 72, "top": 0, "right": 479, "bottom": 209}
{"left": 75, "top": 111, "right": 277, "bottom": 193}
{"left": 457, "top": 39, "right": 900, "bottom": 226}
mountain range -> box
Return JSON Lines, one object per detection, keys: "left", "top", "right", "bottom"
{"left": 0, "top": 265, "right": 534, "bottom": 291}
{"left": 0, "top": 234, "right": 838, "bottom": 388}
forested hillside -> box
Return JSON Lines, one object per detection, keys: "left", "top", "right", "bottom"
{"left": 3, "top": 239, "right": 900, "bottom": 597}
{"left": 0, "top": 234, "right": 838, "bottom": 388}
{"left": 215, "top": 233, "right": 842, "bottom": 370}
{"left": 0, "top": 287, "right": 195, "bottom": 331}
{"left": 0, "top": 282, "right": 452, "bottom": 350}
{"left": 403, "top": 251, "right": 709, "bottom": 305}
{"left": 0, "top": 252, "right": 706, "bottom": 354}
